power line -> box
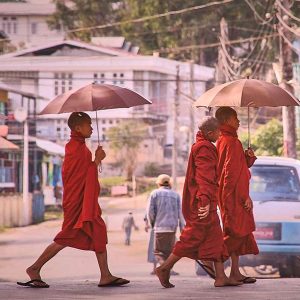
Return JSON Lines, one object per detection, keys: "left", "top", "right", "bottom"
{"left": 67, "top": 0, "right": 234, "bottom": 34}
{"left": 155, "top": 32, "right": 279, "bottom": 53}
{"left": 275, "top": 0, "right": 300, "bottom": 23}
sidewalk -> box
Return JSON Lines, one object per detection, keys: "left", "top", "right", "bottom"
{"left": 0, "top": 196, "right": 299, "bottom": 299}
{"left": 1, "top": 277, "right": 300, "bottom": 300}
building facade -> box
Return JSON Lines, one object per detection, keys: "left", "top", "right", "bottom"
{"left": 0, "top": 39, "right": 214, "bottom": 175}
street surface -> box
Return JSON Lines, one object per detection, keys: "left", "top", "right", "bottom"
{"left": 0, "top": 195, "right": 299, "bottom": 300}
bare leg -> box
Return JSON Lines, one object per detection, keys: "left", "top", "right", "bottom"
{"left": 155, "top": 253, "right": 180, "bottom": 288}
{"left": 214, "top": 261, "right": 242, "bottom": 287}
{"left": 229, "top": 253, "right": 245, "bottom": 281}
{"left": 26, "top": 242, "right": 65, "bottom": 286}
{"left": 96, "top": 250, "right": 129, "bottom": 286}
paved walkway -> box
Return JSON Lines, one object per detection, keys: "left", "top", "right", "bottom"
{"left": 0, "top": 196, "right": 299, "bottom": 299}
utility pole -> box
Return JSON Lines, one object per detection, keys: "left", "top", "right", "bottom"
{"left": 217, "top": 18, "right": 230, "bottom": 83}
{"left": 189, "top": 61, "right": 195, "bottom": 147}
{"left": 278, "top": 0, "right": 297, "bottom": 158}
{"left": 172, "top": 66, "right": 180, "bottom": 190}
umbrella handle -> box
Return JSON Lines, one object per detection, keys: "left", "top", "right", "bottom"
{"left": 95, "top": 110, "right": 103, "bottom": 173}
{"left": 248, "top": 106, "right": 251, "bottom": 148}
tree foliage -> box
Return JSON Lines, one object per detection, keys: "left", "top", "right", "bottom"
{"left": 106, "top": 120, "right": 147, "bottom": 180}
{"left": 240, "top": 119, "right": 283, "bottom": 156}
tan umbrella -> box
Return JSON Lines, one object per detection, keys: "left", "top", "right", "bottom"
{"left": 40, "top": 83, "right": 152, "bottom": 144}
{"left": 194, "top": 79, "right": 300, "bottom": 146}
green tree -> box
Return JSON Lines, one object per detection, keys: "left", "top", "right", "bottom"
{"left": 250, "top": 119, "right": 283, "bottom": 156}
{"left": 106, "top": 120, "right": 147, "bottom": 180}
{"left": 48, "top": 0, "right": 121, "bottom": 40}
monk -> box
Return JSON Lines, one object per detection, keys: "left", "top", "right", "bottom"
{"left": 155, "top": 117, "right": 241, "bottom": 288}
{"left": 215, "top": 107, "right": 259, "bottom": 284}
{"left": 17, "top": 112, "right": 129, "bottom": 288}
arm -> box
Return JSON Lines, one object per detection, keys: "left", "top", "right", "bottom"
{"left": 146, "top": 192, "right": 156, "bottom": 228}
{"left": 222, "top": 139, "right": 243, "bottom": 232}
{"left": 177, "top": 195, "right": 185, "bottom": 231}
{"left": 194, "top": 145, "right": 217, "bottom": 207}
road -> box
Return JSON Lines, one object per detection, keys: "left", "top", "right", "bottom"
{"left": 0, "top": 195, "right": 299, "bottom": 300}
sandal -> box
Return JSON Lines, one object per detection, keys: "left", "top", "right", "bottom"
{"left": 98, "top": 277, "right": 130, "bottom": 287}
{"left": 17, "top": 279, "right": 50, "bottom": 288}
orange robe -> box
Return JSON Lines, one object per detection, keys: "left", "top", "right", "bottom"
{"left": 217, "top": 124, "right": 259, "bottom": 256}
{"left": 173, "top": 132, "right": 228, "bottom": 262}
{"left": 54, "top": 131, "right": 107, "bottom": 252}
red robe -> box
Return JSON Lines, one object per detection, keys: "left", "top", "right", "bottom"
{"left": 217, "top": 124, "right": 259, "bottom": 256}
{"left": 173, "top": 132, "right": 228, "bottom": 262}
{"left": 54, "top": 131, "right": 107, "bottom": 252}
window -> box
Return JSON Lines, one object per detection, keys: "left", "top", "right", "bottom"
{"left": 93, "top": 73, "right": 105, "bottom": 84}
{"left": 31, "top": 23, "right": 37, "bottom": 34}
{"left": 102, "top": 120, "right": 106, "bottom": 124}
{"left": 54, "top": 73, "right": 73, "bottom": 96}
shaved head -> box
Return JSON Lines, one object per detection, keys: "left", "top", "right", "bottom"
{"left": 215, "top": 107, "right": 237, "bottom": 124}
{"left": 198, "top": 116, "right": 219, "bottom": 134}
{"left": 67, "top": 112, "right": 91, "bottom": 130}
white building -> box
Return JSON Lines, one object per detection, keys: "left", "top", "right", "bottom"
{"left": 0, "top": 38, "right": 214, "bottom": 174}
{"left": 0, "top": 0, "right": 64, "bottom": 48}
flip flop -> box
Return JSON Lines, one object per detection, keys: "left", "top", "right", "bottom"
{"left": 239, "top": 276, "right": 256, "bottom": 284}
{"left": 17, "top": 279, "right": 50, "bottom": 288}
{"left": 196, "top": 260, "right": 216, "bottom": 279}
{"left": 98, "top": 278, "right": 130, "bottom": 287}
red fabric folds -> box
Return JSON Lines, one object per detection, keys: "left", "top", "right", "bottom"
{"left": 173, "top": 132, "right": 228, "bottom": 262}
{"left": 54, "top": 131, "right": 107, "bottom": 252}
{"left": 217, "top": 124, "right": 258, "bottom": 256}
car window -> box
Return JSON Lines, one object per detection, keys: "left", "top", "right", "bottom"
{"left": 250, "top": 165, "right": 300, "bottom": 200}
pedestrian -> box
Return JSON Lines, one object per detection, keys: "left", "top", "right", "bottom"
{"left": 215, "top": 107, "right": 259, "bottom": 284}
{"left": 147, "top": 174, "right": 184, "bottom": 269}
{"left": 155, "top": 117, "right": 242, "bottom": 288}
{"left": 17, "top": 112, "right": 129, "bottom": 288}
{"left": 122, "top": 212, "right": 138, "bottom": 245}
{"left": 144, "top": 215, "right": 157, "bottom": 275}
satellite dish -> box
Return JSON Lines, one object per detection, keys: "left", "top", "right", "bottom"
{"left": 14, "top": 107, "right": 27, "bottom": 123}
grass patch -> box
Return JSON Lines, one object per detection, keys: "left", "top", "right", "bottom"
{"left": 44, "top": 205, "right": 63, "bottom": 221}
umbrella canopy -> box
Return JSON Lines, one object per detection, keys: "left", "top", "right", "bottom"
{"left": 194, "top": 79, "right": 300, "bottom": 108}
{"left": 40, "top": 83, "right": 151, "bottom": 115}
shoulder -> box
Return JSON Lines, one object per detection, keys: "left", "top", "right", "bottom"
{"left": 192, "top": 140, "right": 216, "bottom": 157}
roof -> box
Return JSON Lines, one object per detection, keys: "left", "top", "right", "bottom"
{"left": 0, "top": 40, "right": 137, "bottom": 59}
{"left": 36, "top": 138, "right": 65, "bottom": 156}
{"left": 0, "top": 136, "right": 19, "bottom": 150}
{"left": 0, "top": 83, "right": 47, "bottom": 99}
{"left": 255, "top": 156, "right": 300, "bottom": 167}
{"left": 6, "top": 134, "right": 65, "bottom": 155}
{"left": 0, "top": 1, "right": 55, "bottom": 16}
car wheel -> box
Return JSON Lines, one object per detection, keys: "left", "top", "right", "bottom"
{"left": 279, "top": 256, "right": 293, "bottom": 278}
{"left": 291, "top": 256, "right": 300, "bottom": 278}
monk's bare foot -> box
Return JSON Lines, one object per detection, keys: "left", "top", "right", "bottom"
{"left": 99, "top": 275, "right": 130, "bottom": 286}
{"left": 155, "top": 266, "right": 174, "bottom": 288}
{"left": 26, "top": 266, "right": 47, "bottom": 287}
{"left": 214, "top": 277, "right": 243, "bottom": 287}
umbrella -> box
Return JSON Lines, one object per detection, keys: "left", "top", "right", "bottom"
{"left": 194, "top": 78, "right": 300, "bottom": 147}
{"left": 40, "top": 83, "right": 152, "bottom": 144}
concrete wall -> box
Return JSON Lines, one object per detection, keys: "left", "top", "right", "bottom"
{"left": 0, "top": 194, "right": 32, "bottom": 227}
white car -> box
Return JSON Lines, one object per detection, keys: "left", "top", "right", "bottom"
{"left": 242, "top": 156, "right": 300, "bottom": 277}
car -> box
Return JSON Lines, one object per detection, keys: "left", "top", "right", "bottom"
{"left": 240, "top": 156, "right": 300, "bottom": 277}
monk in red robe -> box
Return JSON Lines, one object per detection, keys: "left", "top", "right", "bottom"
{"left": 215, "top": 107, "right": 259, "bottom": 284}
{"left": 156, "top": 117, "right": 241, "bottom": 288}
{"left": 18, "top": 112, "right": 129, "bottom": 288}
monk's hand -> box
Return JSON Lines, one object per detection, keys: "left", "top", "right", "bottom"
{"left": 244, "top": 196, "right": 253, "bottom": 211}
{"left": 245, "top": 147, "right": 255, "bottom": 158}
{"left": 94, "top": 146, "right": 106, "bottom": 165}
{"left": 198, "top": 204, "right": 210, "bottom": 219}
